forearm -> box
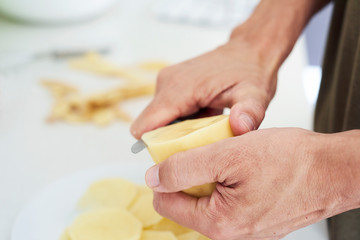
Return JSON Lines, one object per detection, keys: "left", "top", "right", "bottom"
{"left": 229, "top": 0, "right": 330, "bottom": 74}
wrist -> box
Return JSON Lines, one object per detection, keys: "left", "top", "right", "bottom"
{"left": 229, "top": 0, "right": 328, "bottom": 75}
{"left": 314, "top": 130, "right": 360, "bottom": 217}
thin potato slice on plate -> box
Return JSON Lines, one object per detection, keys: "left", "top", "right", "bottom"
{"left": 130, "top": 193, "right": 162, "bottom": 227}
{"left": 148, "top": 218, "right": 192, "bottom": 236}
{"left": 177, "top": 231, "right": 210, "bottom": 240}
{"left": 140, "top": 230, "right": 177, "bottom": 240}
{"left": 78, "top": 178, "right": 138, "bottom": 210}
{"left": 68, "top": 208, "right": 142, "bottom": 240}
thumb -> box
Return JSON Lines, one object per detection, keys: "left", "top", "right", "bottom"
{"left": 229, "top": 100, "right": 266, "bottom": 136}
{"left": 145, "top": 144, "right": 220, "bottom": 193}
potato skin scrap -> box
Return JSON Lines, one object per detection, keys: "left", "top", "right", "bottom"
{"left": 91, "top": 108, "right": 116, "bottom": 126}
{"left": 41, "top": 79, "right": 78, "bottom": 98}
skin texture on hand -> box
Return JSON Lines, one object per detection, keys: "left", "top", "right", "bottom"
{"left": 145, "top": 128, "right": 360, "bottom": 240}
{"left": 130, "top": 0, "right": 330, "bottom": 140}
{"left": 131, "top": 39, "right": 277, "bottom": 139}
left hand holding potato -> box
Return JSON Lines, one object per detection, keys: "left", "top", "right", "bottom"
{"left": 145, "top": 128, "right": 360, "bottom": 240}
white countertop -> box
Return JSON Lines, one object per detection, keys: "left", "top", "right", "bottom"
{"left": 0, "top": 0, "right": 327, "bottom": 239}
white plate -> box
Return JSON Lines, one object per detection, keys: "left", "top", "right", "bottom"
{"left": 11, "top": 160, "right": 152, "bottom": 240}
{"left": 12, "top": 160, "right": 329, "bottom": 240}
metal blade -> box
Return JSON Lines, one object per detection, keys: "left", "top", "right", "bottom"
{"left": 131, "top": 139, "right": 147, "bottom": 154}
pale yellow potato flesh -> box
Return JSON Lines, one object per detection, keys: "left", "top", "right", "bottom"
{"left": 130, "top": 193, "right": 162, "bottom": 227}
{"left": 78, "top": 178, "right": 138, "bottom": 210}
{"left": 136, "top": 185, "right": 152, "bottom": 196}
{"left": 68, "top": 208, "right": 142, "bottom": 240}
{"left": 147, "top": 218, "right": 192, "bottom": 236}
{"left": 177, "top": 231, "right": 210, "bottom": 240}
{"left": 141, "top": 115, "right": 234, "bottom": 197}
{"left": 140, "top": 230, "right": 177, "bottom": 240}
{"left": 61, "top": 178, "right": 208, "bottom": 240}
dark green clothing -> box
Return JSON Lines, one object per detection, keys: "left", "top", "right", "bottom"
{"left": 314, "top": 0, "right": 360, "bottom": 239}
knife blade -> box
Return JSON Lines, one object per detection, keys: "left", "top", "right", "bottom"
{"left": 131, "top": 139, "right": 147, "bottom": 154}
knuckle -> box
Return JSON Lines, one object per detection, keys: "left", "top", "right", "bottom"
{"left": 239, "top": 222, "right": 259, "bottom": 236}
{"left": 243, "top": 97, "right": 266, "bottom": 124}
{"left": 157, "top": 67, "right": 172, "bottom": 86}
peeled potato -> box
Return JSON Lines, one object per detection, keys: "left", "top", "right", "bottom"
{"left": 140, "top": 230, "right": 177, "bottom": 240}
{"left": 130, "top": 193, "right": 162, "bottom": 227}
{"left": 142, "top": 115, "right": 234, "bottom": 197}
{"left": 148, "top": 218, "right": 192, "bottom": 236}
{"left": 78, "top": 178, "right": 138, "bottom": 210}
{"left": 68, "top": 208, "right": 142, "bottom": 240}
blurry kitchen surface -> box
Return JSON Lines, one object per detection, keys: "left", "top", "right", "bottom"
{"left": 0, "top": 0, "right": 329, "bottom": 239}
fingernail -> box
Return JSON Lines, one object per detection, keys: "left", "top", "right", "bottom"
{"left": 146, "top": 165, "right": 160, "bottom": 188}
{"left": 130, "top": 127, "right": 137, "bottom": 137}
{"left": 239, "top": 113, "right": 255, "bottom": 132}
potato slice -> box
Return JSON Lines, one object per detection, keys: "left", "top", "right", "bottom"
{"left": 78, "top": 178, "right": 138, "bottom": 210}
{"left": 68, "top": 208, "right": 142, "bottom": 240}
{"left": 129, "top": 185, "right": 153, "bottom": 208}
{"left": 177, "top": 231, "right": 210, "bottom": 240}
{"left": 140, "top": 230, "right": 177, "bottom": 240}
{"left": 130, "top": 193, "right": 162, "bottom": 227}
{"left": 137, "top": 185, "right": 152, "bottom": 196}
{"left": 148, "top": 218, "right": 192, "bottom": 236}
{"left": 142, "top": 115, "right": 234, "bottom": 197}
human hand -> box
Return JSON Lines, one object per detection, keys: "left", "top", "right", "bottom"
{"left": 131, "top": 36, "right": 279, "bottom": 139}
{"left": 144, "top": 128, "right": 358, "bottom": 240}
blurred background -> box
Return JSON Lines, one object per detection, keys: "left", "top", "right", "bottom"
{"left": 0, "top": 0, "right": 332, "bottom": 239}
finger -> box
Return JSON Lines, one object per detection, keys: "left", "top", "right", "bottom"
{"left": 153, "top": 191, "right": 212, "bottom": 236}
{"left": 153, "top": 190, "right": 238, "bottom": 240}
{"left": 209, "top": 83, "right": 268, "bottom": 136}
{"left": 130, "top": 97, "right": 181, "bottom": 139}
{"left": 145, "top": 141, "right": 226, "bottom": 192}
{"left": 229, "top": 99, "right": 265, "bottom": 136}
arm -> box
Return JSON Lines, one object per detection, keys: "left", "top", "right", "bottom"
{"left": 230, "top": 0, "right": 330, "bottom": 72}
{"left": 131, "top": 0, "right": 330, "bottom": 139}
{"left": 145, "top": 128, "right": 360, "bottom": 239}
